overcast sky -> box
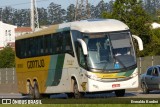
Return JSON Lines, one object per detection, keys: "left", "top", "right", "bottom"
{"left": 0, "top": 0, "right": 110, "bottom": 9}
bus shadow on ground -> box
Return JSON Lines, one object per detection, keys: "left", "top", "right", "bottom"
{"left": 50, "top": 92, "right": 137, "bottom": 99}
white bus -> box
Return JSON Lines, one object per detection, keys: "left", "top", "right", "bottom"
{"left": 15, "top": 19, "right": 143, "bottom": 98}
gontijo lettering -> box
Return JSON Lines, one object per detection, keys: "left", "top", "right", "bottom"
{"left": 27, "top": 59, "right": 45, "bottom": 69}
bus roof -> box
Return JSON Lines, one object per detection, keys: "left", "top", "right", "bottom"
{"left": 16, "top": 19, "right": 129, "bottom": 40}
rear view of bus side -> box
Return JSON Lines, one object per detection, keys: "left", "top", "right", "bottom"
{"left": 15, "top": 19, "right": 143, "bottom": 98}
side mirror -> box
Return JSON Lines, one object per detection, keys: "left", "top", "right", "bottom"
{"left": 132, "top": 35, "right": 143, "bottom": 51}
{"left": 77, "top": 39, "right": 88, "bottom": 55}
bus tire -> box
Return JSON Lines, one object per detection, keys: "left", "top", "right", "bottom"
{"left": 34, "top": 81, "right": 41, "bottom": 99}
{"left": 27, "top": 82, "right": 35, "bottom": 98}
{"left": 21, "top": 93, "right": 27, "bottom": 96}
{"left": 66, "top": 93, "right": 74, "bottom": 98}
{"left": 73, "top": 80, "right": 83, "bottom": 99}
{"left": 41, "top": 94, "right": 50, "bottom": 99}
{"left": 142, "top": 83, "right": 149, "bottom": 94}
{"left": 115, "top": 89, "right": 125, "bottom": 97}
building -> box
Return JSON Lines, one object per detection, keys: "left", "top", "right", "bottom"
{"left": 0, "top": 21, "right": 17, "bottom": 50}
{"left": 151, "top": 22, "right": 160, "bottom": 29}
{"left": 0, "top": 22, "right": 47, "bottom": 50}
{"left": 15, "top": 27, "right": 32, "bottom": 37}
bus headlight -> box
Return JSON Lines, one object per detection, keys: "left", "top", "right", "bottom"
{"left": 85, "top": 74, "right": 101, "bottom": 81}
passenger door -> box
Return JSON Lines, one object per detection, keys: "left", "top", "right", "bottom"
{"left": 76, "top": 43, "right": 88, "bottom": 91}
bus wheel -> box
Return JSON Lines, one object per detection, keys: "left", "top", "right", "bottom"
{"left": 21, "top": 94, "right": 27, "bottom": 96}
{"left": 34, "top": 81, "right": 41, "bottom": 99}
{"left": 73, "top": 80, "right": 83, "bottom": 99}
{"left": 142, "top": 83, "right": 149, "bottom": 94}
{"left": 115, "top": 89, "right": 125, "bottom": 97}
{"left": 41, "top": 94, "right": 50, "bottom": 99}
{"left": 27, "top": 82, "right": 35, "bottom": 98}
{"left": 66, "top": 93, "right": 74, "bottom": 98}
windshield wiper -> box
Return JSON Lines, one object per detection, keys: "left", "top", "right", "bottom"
{"left": 114, "top": 55, "right": 127, "bottom": 70}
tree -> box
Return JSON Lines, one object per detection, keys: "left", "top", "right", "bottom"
{"left": 144, "top": 0, "right": 160, "bottom": 17}
{"left": 90, "top": 4, "right": 96, "bottom": 19}
{"left": 94, "top": 0, "right": 109, "bottom": 18}
{"left": 37, "top": 7, "right": 49, "bottom": 26}
{"left": 112, "top": 0, "right": 151, "bottom": 35}
{"left": 0, "top": 8, "right": 2, "bottom": 21}
{"left": 108, "top": 0, "right": 114, "bottom": 13}
{"left": 110, "top": 0, "right": 152, "bottom": 56}
{"left": 0, "top": 46, "right": 15, "bottom": 68}
{"left": 13, "top": 9, "right": 30, "bottom": 26}
{"left": 156, "top": 9, "right": 160, "bottom": 22}
{"left": 101, "top": 0, "right": 114, "bottom": 19}
{"left": 47, "top": 2, "right": 66, "bottom": 24}
{"left": 66, "top": 4, "right": 75, "bottom": 22}
{"left": 146, "top": 28, "right": 160, "bottom": 56}
{"left": 1, "top": 6, "right": 14, "bottom": 24}
{"left": 101, "top": 11, "right": 112, "bottom": 19}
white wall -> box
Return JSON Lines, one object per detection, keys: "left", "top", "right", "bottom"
{"left": 0, "top": 21, "right": 17, "bottom": 48}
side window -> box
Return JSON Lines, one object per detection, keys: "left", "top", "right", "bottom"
{"left": 56, "top": 33, "right": 63, "bottom": 53}
{"left": 22, "top": 39, "right": 26, "bottom": 58}
{"left": 44, "top": 35, "right": 48, "bottom": 54}
{"left": 146, "top": 67, "right": 152, "bottom": 75}
{"left": 37, "top": 37, "right": 41, "bottom": 56}
{"left": 31, "top": 38, "right": 36, "bottom": 57}
{"left": 15, "top": 40, "right": 21, "bottom": 58}
{"left": 62, "top": 31, "right": 74, "bottom": 56}
{"left": 40, "top": 36, "right": 44, "bottom": 55}
{"left": 19, "top": 40, "right": 24, "bottom": 58}
{"left": 16, "top": 31, "right": 73, "bottom": 58}
{"left": 28, "top": 38, "right": 32, "bottom": 57}
{"left": 24, "top": 39, "right": 27, "bottom": 58}
{"left": 151, "top": 67, "right": 159, "bottom": 77}
{"left": 77, "top": 43, "right": 87, "bottom": 68}
{"left": 44, "top": 35, "right": 51, "bottom": 55}
{"left": 51, "top": 34, "right": 57, "bottom": 54}
{"left": 48, "top": 35, "right": 52, "bottom": 54}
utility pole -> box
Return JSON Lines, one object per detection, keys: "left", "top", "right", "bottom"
{"left": 75, "top": 0, "right": 91, "bottom": 21}
{"left": 31, "top": 0, "right": 39, "bottom": 32}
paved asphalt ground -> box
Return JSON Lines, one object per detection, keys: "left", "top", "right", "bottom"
{"left": 0, "top": 91, "right": 160, "bottom": 99}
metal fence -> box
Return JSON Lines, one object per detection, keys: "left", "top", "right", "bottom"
{"left": 0, "top": 68, "right": 18, "bottom": 93}
{"left": 137, "top": 56, "right": 160, "bottom": 74}
{"left": 0, "top": 56, "right": 160, "bottom": 93}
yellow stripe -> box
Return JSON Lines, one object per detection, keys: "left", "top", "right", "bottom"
{"left": 93, "top": 72, "right": 126, "bottom": 79}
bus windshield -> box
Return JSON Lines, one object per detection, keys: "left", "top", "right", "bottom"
{"left": 83, "top": 31, "right": 136, "bottom": 71}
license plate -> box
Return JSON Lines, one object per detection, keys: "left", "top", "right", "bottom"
{"left": 112, "top": 84, "right": 120, "bottom": 88}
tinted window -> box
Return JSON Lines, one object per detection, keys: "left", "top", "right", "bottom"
{"left": 158, "top": 67, "right": 160, "bottom": 72}
{"left": 15, "top": 31, "right": 74, "bottom": 58}
{"left": 151, "top": 67, "right": 159, "bottom": 76}
{"left": 77, "top": 44, "right": 87, "bottom": 68}
{"left": 146, "top": 67, "right": 153, "bottom": 75}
